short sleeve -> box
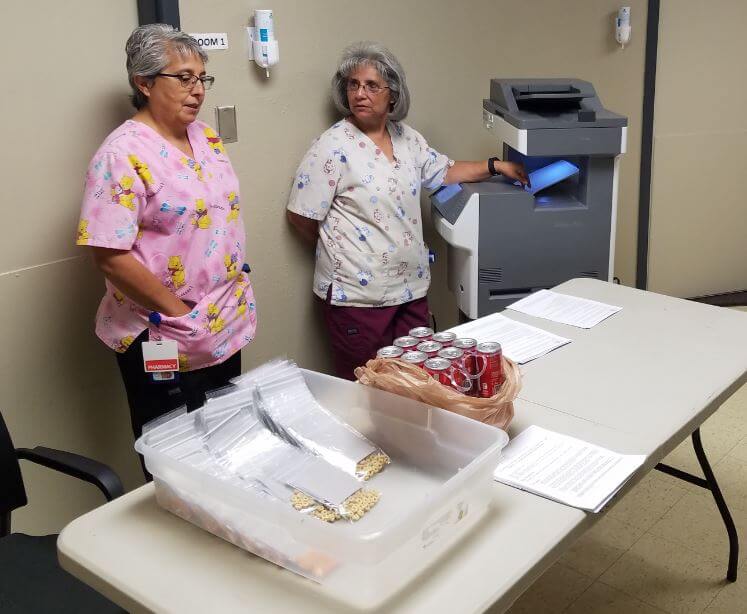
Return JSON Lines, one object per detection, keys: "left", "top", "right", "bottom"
{"left": 410, "top": 127, "right": 454, "bottom": 191}
{"left": 286, "top": 135, "right": 341, "bottom": 221}
{"left": 76, "top": 149, "right": 146, "bottom": 249}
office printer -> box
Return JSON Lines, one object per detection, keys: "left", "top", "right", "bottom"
{"left": 431, "top": 79, "right": 627, "bottom": 320}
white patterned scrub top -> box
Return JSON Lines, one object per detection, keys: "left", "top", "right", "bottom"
{"left": 287, "top": 119, "right": 453, "bottom": 307}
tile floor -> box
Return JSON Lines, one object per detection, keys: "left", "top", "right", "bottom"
{"left": 497, "top": 307, "right": 747, "bottom": 614}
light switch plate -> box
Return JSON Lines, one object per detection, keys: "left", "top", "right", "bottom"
{"left": 215, "top": 105, "right": 238, "bottom": 143}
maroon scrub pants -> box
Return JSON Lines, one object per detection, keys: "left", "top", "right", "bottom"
{"left": 319, "top": 292, "right": 430, "bottom": 381}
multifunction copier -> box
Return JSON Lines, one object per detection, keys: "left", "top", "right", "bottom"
{"left": 432, "top": 79, "right": 627, "bottom": 319}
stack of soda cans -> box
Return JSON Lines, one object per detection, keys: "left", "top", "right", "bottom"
{"left": 376, "top": 327, "right": 505, "bottom": 398}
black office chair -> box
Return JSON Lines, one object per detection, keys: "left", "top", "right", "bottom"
{"left": 0, "top": 410, "right": 126, "bottom": 613}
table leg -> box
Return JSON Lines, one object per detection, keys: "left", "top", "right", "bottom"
{"left": 655, "top": 428, "right": 739, "bottom": 582}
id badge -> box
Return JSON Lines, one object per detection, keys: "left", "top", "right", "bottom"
{"left": 151, "top": 370, "right": 178, "bottom": 382}
{"left": 142, "top": 340, "right": 179, "bottom": 383}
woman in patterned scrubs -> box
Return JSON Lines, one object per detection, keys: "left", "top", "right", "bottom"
{"left": 287, "top": 42, "right": 527, "bottom": 380}
{"left": 77, "top": 25, "right": 256, "bottom": 470}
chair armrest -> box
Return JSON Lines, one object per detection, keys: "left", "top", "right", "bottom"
{"left": 16, "top": 447, "right": 124, "bottom": 501}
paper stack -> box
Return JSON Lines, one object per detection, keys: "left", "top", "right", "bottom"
{"left": 493, "top": 425, "right": 645, "bottom": 512}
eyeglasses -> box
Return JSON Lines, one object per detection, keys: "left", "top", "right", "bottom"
{"left": 157, "top": 73, "right": 215, "bottom": 91}
{"left": 346, "top": 79, "right": 390, "bottom": 96}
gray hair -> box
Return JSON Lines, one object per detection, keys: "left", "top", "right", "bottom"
{"left": 331, "top": 41, "right": 410, "bottom": 121}
{"left": 125, "top": 24, "right": 208, "bottom": 110}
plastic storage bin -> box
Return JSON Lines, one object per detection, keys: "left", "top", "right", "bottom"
{"left": 135, "top": 369, "right": 509, "bottom": 610}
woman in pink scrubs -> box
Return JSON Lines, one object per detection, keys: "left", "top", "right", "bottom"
{"left": 77, "top": 25, "right": 257, "bottom": 471}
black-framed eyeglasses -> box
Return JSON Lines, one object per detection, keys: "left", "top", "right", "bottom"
{"left": 346, "top": 79, "right": 389, "bottom": 95}
{"left": 157, "top": 73, "right": 215, "bottom": 91}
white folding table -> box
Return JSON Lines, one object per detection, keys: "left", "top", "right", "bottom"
{"left": 504, "top": 279, "right": 747, "bottom": 582}
{"left": 58, "top": 279, "right": 747, "bottom": 613}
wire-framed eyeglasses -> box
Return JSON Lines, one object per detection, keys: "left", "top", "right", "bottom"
{"left": 157, "top": 73, "right": 215, "bottom": 90}
{"left": 346, "top": 79, "right": 389, "bottom": 96}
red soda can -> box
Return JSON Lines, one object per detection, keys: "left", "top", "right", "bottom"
{"left": 438, "top": 347, "right": 473, "bottom": 394}
{"left": 452, "top": 337, "right": 477, "bottom": 351}
{"left": 401, "top": 350, "right": 427, "bottom": 367}
{"left": 432, "top": 331, "right": 456, "bottom": 347}
{"left": 417, "top": 340, "right": 442, "bottom": 358}
{"left": 377, "top": 346, "right": 404, "bottom": 359}
{"left": 477, "top": 341, "right": 505, "bottom": 398}
{"left": 393, "top": 336, "right": 419, "bottom": 350}
{"left": 409, "top": 326, "right": 434, "bottom": 342}
{"left": 424, "top": 357, "right": 453, "bottom": 388}
{"left": 437, "top": 346, "right": 464, "bottom": 362}
{"left": 453, "top": 337, "right": 480, "bottom": 377}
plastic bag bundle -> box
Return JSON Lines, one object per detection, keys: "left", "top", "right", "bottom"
{"left": 140, "top": 359, "right": 389, "bottom": 523}
{"left": 201, "top": 398, "right": 378, "bottom": 522}
{"left": 229, "top": 359, "right": 390, "bottom": 480}
{"left": 354, "top": 356, "right": 521, "bottom": 429}
{"left": 143, "top": 405, "right": 249, "bottom": 484}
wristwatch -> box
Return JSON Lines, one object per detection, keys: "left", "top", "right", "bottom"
{"left": 488, "top": 157, "right": 501, "bottom": 176}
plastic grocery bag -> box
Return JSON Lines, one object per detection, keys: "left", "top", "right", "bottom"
{"left": 354, "top": 356, "right": 520, "bottom": 429}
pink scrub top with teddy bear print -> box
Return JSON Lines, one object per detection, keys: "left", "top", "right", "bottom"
{"left": 77, "top": 119, "right": 257, "bottom": 372}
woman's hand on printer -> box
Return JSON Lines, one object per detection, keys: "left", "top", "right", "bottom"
{"left": 443, "top": 159, "right": 530, "bottom": 187}
{"left": 494, "top": 161, "right": 530, "bottom": 187}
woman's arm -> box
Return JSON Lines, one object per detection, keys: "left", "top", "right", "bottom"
{"left": 91, "top": 247, "right": 191, "bottom": 317}
{"left": 286, "top": 211, "right": 320, "bottom": 245}
{"left": 444, "top": 160, "right": 529, "bottom": 186}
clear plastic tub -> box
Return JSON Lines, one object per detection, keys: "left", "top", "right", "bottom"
{"left": 135, "top": 369, "right": 509, "bottom": 610}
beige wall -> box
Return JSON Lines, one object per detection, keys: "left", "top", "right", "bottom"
{"left": 0, "top": 2, "right": 143, "bottom": 535}
{"left": 182, "top": 0, "right": 647, "bottom": 342}
{"left": 648, "top": 0, "right": 747, "bottom": 297}
{"left": 1, "top": 0, "right": 646, "bottom": 534}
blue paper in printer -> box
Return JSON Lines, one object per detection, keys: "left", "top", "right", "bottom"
{"left": 516, "top": 160, "right": 579, "bottom": 195}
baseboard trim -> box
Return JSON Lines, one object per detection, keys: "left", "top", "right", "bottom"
{"left": 688, "top": 290, "right": 747, "bottom": 308}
